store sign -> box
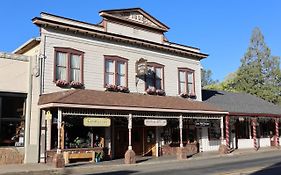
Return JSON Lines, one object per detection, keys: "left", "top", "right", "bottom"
{"left": 195, "top": 121, "right": 210, "bottom": 127}
{"left": 135, "top": 58, "right": 147, "bottom": 76}
{"left": 144, "top": 119, "right": 167, "bottom": 126}
{"left": 83, "top": 118, "right": 111, "bottom": 127}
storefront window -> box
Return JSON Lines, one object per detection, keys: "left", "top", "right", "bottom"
{"left": 0, "top": 96, "right": 26, "bottom": 147}
{"left": 62, "top": 117, "right": 105, "bottom": 149}
{"left": 208, "top": 120, "right": 221, "bottom": 140}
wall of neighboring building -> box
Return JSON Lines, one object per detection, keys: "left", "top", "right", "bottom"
{"left": 40, "top": 27, "right": 203, "bottom": 100}
{"left": 0, "top": 53, "right": 29, "bottom": 93}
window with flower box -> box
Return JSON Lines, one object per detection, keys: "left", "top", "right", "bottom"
{"left": 145, "top": 62, "right": 165, "bottom": 95}
{"left": 54, "top": 47, "right": 84, "bottom": 88}
{"left": 178, "top": 68, "right": 195, "bottom": 97}
{"left": 104, "top": 55, "right": 128, "bottom": 88}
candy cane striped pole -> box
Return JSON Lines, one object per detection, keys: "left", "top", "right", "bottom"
{"left": 275, "top": 118, "right": 279, "bottom": 148}
{"left": 225, "top": 115, "right": 230, "bottom": 152}
{"left": 252, "top": 118, "right": 258, "bottom": 151}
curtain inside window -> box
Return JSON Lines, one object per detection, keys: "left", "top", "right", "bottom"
{"left": 117, "top": 62, "right": 126, "bottom": 86}
{"left": 70, "top": 54, "right": 81, "bottom": 82}
{"left": 179, "top": 71, "right": 186, "bottom": 93}
{"left": 56, "top": 52, "right": 67, "bottom": 80}
{"left": 187, "top": 72, "right": 194, "bottom": 94}
{"left": 105, "top": 60, "right": 114, "bottom": 85}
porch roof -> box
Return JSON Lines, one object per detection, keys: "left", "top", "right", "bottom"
{"left": 202, "top": 89, "right": 281, "bottom": 117}
{"left": 38, "top": 89, "right": 227, "bottom": 114}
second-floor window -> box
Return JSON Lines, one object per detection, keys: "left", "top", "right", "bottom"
{"left": 104, "top": 56, "right": 128, "bottom": 87}
{"left": 178, "top": 68, "right": 195, "bottom": 95}
{"left": 145, "top": 63, "right": 164, "bottom": 90}
{"left": 54, "top": 47, "right": 84, "bottom": 83}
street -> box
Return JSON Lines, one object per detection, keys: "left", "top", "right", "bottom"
{"left": 68, "top": 150, "right": 281, "bottom": 175}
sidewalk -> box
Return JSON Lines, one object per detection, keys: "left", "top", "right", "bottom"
{"left": 0, "top": 147, "right": 279, "bottom": 175}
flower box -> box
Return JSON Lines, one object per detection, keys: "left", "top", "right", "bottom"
{"left": 179, "top": 93, "right": 189, "bottom": 98}
{"left": 70, "top": 81, "right": 84, "bottom": 89}
{"left": 105, "top": 84, "right": 118, "bottom": 92}
{"left": 55, "top": 80, "right": 69, "bottom": 87}
{"left": 156, "top": 89, "right": 166, "bottom": 96}
{"left": 146, "top": 87, "right": 156, "bottom": 95}
{"left": 105, "top": 84, "right": 130, "bottom": 93}
{"left": 117, "top": 85, "right": 130, "bottom": 93}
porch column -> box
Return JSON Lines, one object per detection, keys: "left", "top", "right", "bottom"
{"left": 179, "top": 115, "right": 183, "bottom": 148}
{"left": 57, "top": 108, "right": 62, "bottom": 154}
{"left": 124, "top": 113, "right": 136, "bottom": 164}
{"left": 45, "top": 110, "right": 52, "bottom": 151}
{"left": 225, "top": 115, "right": 230, "bottom": 150}
{"left": 128, "top": 114, "right": 132, "bottom": 150}
{"left": 220, "top": 116, "right": 224, "bottom": 145}
{"left": 275, "top": 118, "right": 279, "bottom": 147}
{"left": 252, "top": 118, "right": 258, "bottom": 151}
{"left": 53, "top": 108, "right": 64, "bottom": 168}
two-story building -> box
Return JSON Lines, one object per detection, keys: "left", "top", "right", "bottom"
{"left": 8, "top": 8, "right": 228, "bottom": 164}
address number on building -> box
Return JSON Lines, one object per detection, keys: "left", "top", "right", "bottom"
{"left": 83, "top": 117, "right": 111, "bottom": 127}
{"left": 144, "top": 119, "right": 167, "bottom": 126}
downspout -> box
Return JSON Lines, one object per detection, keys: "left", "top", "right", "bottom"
{"left": 24, "top": 55, "right": 33, "bottom": 163}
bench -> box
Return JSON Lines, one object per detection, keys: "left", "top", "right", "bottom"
{"left": 63, "top": 151, "right": 96, "bottom": 164}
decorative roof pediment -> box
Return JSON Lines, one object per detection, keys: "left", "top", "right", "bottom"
{"left": 99, "top": 8, "right": 169, "bottom": 32}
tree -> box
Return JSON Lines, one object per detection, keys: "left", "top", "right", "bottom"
{"left": 232, "top": 27, "right": 281, "bottom": 104}
{"left": 205, "top": 72, "right": 237, "bottom": 92}
{"left": 201, "top": 69, "right": 218, "bottom": 87}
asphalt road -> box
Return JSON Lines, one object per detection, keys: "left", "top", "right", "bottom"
{"left": 81, "top": 151, "right": 281, "bottom": 175}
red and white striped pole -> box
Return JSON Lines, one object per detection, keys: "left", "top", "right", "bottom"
{"left": 252, "top": 118, "right": 258, "bottom": 151}
{"left": 225, "top": 115, "right": 230, "bottom": 152}
{"left": 275, "top": 118, "right": 279, "bottom": 148}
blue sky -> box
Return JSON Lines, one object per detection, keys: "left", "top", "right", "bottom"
{"left": 0, "top": 0, "right": 280, "bottom": 81}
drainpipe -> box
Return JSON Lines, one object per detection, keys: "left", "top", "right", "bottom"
{"left": 24, "top": 56, "right": 33, "bottom": 163}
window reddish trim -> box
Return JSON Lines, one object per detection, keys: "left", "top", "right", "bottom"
{"left": 104, "top": 55, "right": 128, "bottom": 87}
{"left": 53, "top": 47, "right": 84, "bottom": 84}
{"left": 145, "top": 62, "right": 165, "bottom": 90}
{"left": 177, "top": 68, "right": 195, "bottom": 95}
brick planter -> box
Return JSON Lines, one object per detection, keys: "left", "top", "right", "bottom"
{"left": 0, "top": 147, "right": 24, "bottom": 165}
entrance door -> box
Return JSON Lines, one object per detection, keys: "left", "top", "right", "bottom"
{"left": 114, "top": 127, "right": 128, "bottom": 158}
{"left": 197, "top": 127, "right": 209, "bottom": 152}
{"left": 143, "top": 127, "right": 156, "bottom": 156}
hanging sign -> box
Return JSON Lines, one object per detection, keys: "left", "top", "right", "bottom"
{"left": 195, "top": 121, "right": 210, "bottom": 127}
{"left": 144, "top": 119, "right": 167, "bottom": 126}
{"left": 45, "top": 111, "right": 52, "bottom": 120}
{"left": 83, "top": 118, "right": 111, "bottom": 127}
{"left": 135, "top": 58, "right": 148, "bottom": 76}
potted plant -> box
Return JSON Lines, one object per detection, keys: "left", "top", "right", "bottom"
{"left": 55, "top": 80, "right": 69, "bottom": 87}
{"left": 70, "top": 81, "right": 84, "bottom": 89}
{"left": 146, "top": 87, "right": 156, "bottom": 95}
{"left": 156, "top": 89, "right": 166, "bottom": 96}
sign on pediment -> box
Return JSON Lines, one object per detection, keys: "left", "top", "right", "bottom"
{"left": 114, "top": 12, "right": 158, "bottom": 28}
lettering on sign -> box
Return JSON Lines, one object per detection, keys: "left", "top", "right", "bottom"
{"left": 83, "top": 118, "right": 111, "bottom": 127}
{"left": 144, "top": 119, "right": 167, "bottom": 126}
{"left": 195, "top": 121, "right": 210, "bottom": 127}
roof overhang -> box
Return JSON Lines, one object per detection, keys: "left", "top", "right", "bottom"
{"left": 13, "top": 37, "right": 40, "bottom": 54}
{"left": 32, "top": 16, "right": 208, "bottom": 60}
{"left": 39, "top": 102, "right": 229, "bottom": 115}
